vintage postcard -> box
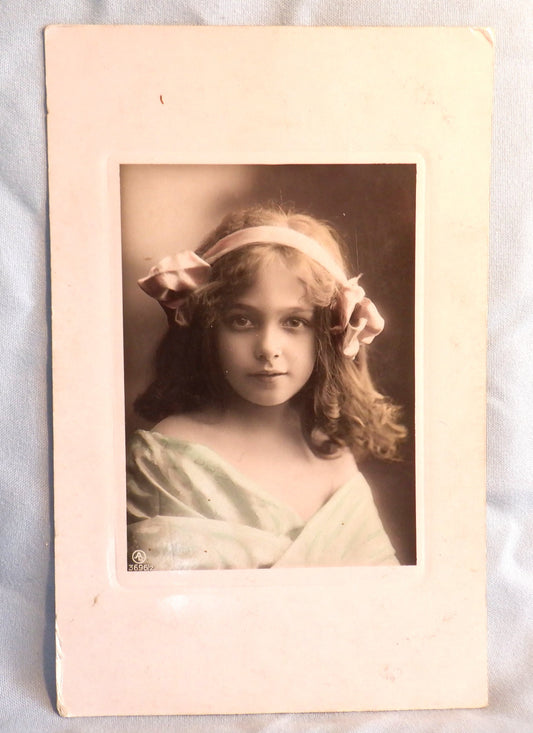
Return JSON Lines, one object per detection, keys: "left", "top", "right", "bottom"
{"left": 45, "top": 26, "right": 492, "bottom": 715}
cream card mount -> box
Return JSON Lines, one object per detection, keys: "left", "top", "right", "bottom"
{"left": 45, "top": 26, "right": 492, "bottom": 716}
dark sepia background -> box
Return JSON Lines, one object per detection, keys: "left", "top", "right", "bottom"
{"left": 120, "top": 164, "right": 417, "bottom": 564}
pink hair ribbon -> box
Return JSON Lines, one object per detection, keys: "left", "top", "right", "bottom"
{"left": 138, "top": 251, "right": 211, "bottom": 308}
{"left": 138, "top": 226, "right": 384, "bottom": 358}
{"left": 336, "top": 275, "right": 386, "bottom": 358}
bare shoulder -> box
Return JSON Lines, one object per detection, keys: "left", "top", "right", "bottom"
{"left": 152, "top": 412, "right": 219, "bottom": 444}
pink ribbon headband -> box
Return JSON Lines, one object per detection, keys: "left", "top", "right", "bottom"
{"left": 138, "top": 225, "right": 384, "bottom": 358}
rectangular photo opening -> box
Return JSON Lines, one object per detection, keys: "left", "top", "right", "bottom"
{"left": 120, "top": 163, "right": 417, "bottom": 571}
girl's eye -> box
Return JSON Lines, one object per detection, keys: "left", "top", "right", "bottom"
{"left": 284, "top": 317, "right": 310, "bottom": 329}
{"left": 227, "top": 314, "right": 254, "bottom": 329}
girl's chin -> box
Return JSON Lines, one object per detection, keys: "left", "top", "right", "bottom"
{"left": 221, "top": 374, "right": 311, "bottom": 411}
{"left": 226, "top": 388, "right": 294, "bottom": 410}
{"left": 236, "top": 394, "right": 292, "bottom": 409}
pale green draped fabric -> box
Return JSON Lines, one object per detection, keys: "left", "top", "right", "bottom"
{"left": 127, "top": 430, "right": 398, "bottom": 570}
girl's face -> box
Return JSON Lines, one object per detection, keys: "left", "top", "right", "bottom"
{"left": 216, "top": 258, "right": 317, "bottom": 409}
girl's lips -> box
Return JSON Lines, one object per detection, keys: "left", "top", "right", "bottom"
{"left": 250, "top": 371, "right": 287, "bottom": 377}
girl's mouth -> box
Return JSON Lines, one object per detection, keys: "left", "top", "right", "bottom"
{"left": 250, "top": 371, "right": 287, "bottom": 378}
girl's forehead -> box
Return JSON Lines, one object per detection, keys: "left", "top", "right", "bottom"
{"left": 232, "top": 258, "right": 312, "bottom": 308}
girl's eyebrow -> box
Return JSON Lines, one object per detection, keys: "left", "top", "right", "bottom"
{"left": 226, "top": 302, "right": 256, "bottom": 311}
{"left": 227, "top": 302, "right": 314, "bottom": 316}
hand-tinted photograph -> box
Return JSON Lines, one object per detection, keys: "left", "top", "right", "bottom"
{"left": 121, "top": 164, "right": 417, "bottom": 570}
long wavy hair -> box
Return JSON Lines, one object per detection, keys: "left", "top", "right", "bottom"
{"left": 135, "top": 205, "right": 407, "bottom": 461}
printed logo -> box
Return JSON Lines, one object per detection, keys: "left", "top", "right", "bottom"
{"left": 131, "top": 549, "right": 147, "bottom": 564}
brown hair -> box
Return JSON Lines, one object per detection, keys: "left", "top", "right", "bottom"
{"left": 135, "top": 204, "right": 406, "bottom": 461}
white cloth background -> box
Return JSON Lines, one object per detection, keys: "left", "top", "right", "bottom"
{"left": 1, "top": 2, "right": 531, "bottom": 731}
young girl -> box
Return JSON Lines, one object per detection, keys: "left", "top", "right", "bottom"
{"left": 126, "top": 205, "right": 406, "bottom": 570}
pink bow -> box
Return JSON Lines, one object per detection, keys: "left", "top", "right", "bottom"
{"left": 137, "top": 251, "right": 211, "bottom": 313}
{"left": 336, "top": 276, "right": 385, "bottom": 358}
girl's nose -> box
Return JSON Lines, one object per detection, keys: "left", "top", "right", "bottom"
{"left": 255, "top": 325, "right": 282, "bottom": 361}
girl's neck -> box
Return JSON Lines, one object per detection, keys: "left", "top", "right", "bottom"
{"left": 229, "top": 403, "right": 300, "bottom": 434}
{"left": 213, "top": 395, "right": 302, "bottom": 439}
